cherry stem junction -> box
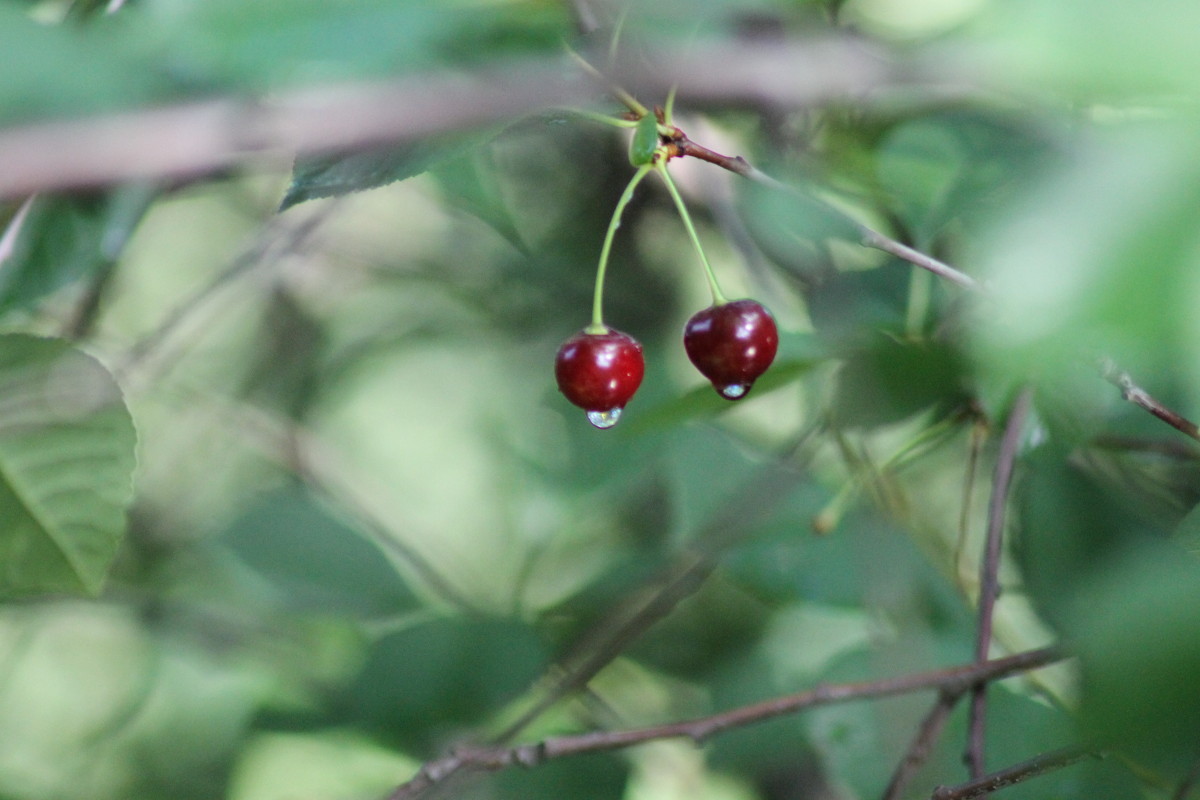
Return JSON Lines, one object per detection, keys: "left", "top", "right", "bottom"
{"left": 655, "top": 161, "right": 727, "bottom": 305}
{"left": 590, "top": 164, "right": 653, "bottom": 332}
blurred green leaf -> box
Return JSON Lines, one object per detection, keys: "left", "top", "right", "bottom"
{"left": 155, "top": 0, "right": 567, "bottom": 92}
{"left": 831, "top": 334, "right": 970, "bottom": 428}
{"left": 1072, "top": 542, "right": 1200, "bottom": 771}
{"left": 280, "top": 126, "right": 506, "bottom": 210}
{"left": 627, "top": 355, "right": 820, "bottom": 435}
{"left": 981, "top": 0, "right": 1200, "bottom": 99}
{"left": 0, "top": 335, "right": 135, "bottom": 597}
{"left": 0, "top": 5, "right": 172, "bottom": 125}
{"left": 973, "top": 123, "right": 1200, "bottom": 395}
{"left": 229, "top": 730, "right": 417, "bottom": 800}
{"left": 220, "top": 484, "right": 421, "bottom": 618}
{"left": 739, "top": 177, "right": 862, "bottom": 257}
{"left": 0, "top": 186, "right": 154, "bottom": 316}
{"left": 348, "top": 616, "right": 546, "bottom": 753}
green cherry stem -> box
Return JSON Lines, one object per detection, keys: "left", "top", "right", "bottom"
{"left": 663, "top": 85, "right": 678, "bottom": 126}
{"left": 589, "top": 164, "right": 654, "bottom": 333}
{"left": 655, "top": 161, "right": 727, "bottom": 306}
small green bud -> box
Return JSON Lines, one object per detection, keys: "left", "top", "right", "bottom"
{"left": 628, "top": 114, "right": 659, "bottom": 167}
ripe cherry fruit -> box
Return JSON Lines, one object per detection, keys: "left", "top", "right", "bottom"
{"left": 555, "top": 328, "right": 645, "bottom": 428}
{"left": 683, "top": 299, "right": 778, "bottom": 400}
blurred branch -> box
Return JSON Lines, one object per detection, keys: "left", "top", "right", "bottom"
{"left": 0, "top": 36, "right": 915, "bottom": 200}
{"left": 882, "top": 690, "right": 962, "bottom": 800}
{"left": 385, "top": 646, "right": 1066, "bottom": 800}
{"left": 967, "top": 387, "right": 1033, "bottom": 783}
{"left": 931, "top": 745, "right": 1094, "bottom": 800}
{"left": 115, "top": 200, "right": 340, "bottom": 385}
{"left": 494, "top": 454, "right": 808, "bottom": 743}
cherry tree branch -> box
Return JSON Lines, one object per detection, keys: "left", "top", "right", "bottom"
{"left": 882, "top": 690, "right": 963, "bottom": 800}
{"left": 1098, "top": 358, "right": 1200, "bottom": 442}
{"left": 931, "top": 745, "right": 1094, "bottom": 800}
{"left": 966, "top": 387, "right": 1033, "bottom": 782}
{"left": 385, "top": 646, "right": 1065, "bottom": 800}
{"left": 0, "top": 36, "right": 913, "bottom": 200}
{"left": 667, "top": 133, "right": 979, "bottom": 289}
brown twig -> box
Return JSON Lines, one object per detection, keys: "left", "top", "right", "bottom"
{"left": 882, "top": 690, "right": 964, "bottom": 800}
{"left": 966, "top": 387, "right": 1033, "bottom": 783}
{"left": 384, "top": 646, "right": 1065, "bottom": 800}
{"left": 1098, "top": 358, "right": 1200, "bottom": 443}
{"left": 667, "top": 132, "right": 979, "bottom": 290}
{"left": 931, "top": 745, "right": 1093, "bottom": 800}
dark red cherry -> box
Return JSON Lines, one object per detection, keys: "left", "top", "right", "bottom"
{"left": 683, "top": 299, "right": 778, "bottom": 400}
{"left": 555, "top": 328, "right": 645, "bottom": 428}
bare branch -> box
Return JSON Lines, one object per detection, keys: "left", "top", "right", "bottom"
{"left": 1099, "top": 358, "right": 1200, "bottom": 443}
{"left": 384, "top": 647, "right": 1065, "bottom": 800}
{"left": 931, "top": 745, "right": 1094, "bottom": 800}
{"left": 667, "top": 131, "right": 979, "bottom": 289}
{"left": 967, "top": 387, "right": 1033, "bottom": 782}
{"left": 0, "top": 37, "right": 911, "bottom": 200}
{"left": 882, "top": 690, "right": 963, "bottom": 800}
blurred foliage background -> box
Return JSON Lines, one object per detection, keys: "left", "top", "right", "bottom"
{"left": 1, "top": 0, "right": 1200, "bottom": 799}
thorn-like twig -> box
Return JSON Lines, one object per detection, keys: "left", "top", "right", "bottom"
{"left": 966, "top": 387, "right": 1033, "bottom": 783}
{"left": 931, "top": 745, "right": 1094, "bottom": 800}
{"left": 1098, "top": 358, "right": 1200, "bottom": 443}
{"left": 384, "top": 647, "right": 1065, "bottom": 800}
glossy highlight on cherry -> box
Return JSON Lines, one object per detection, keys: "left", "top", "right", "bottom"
{"left": 683, "top": 299, "right": 778, "bottom": 400}
{"left": 555, "top": 328, "right": 645, "bottom": 428}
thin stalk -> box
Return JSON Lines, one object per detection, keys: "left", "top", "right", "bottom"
{"left": 565, "top": 45, "right": 648, "bottom": 117}
{"left": 655, "top": 161, "right": 727, "bottom": 305}
{"left": 589, "top": 164, "right": 653, "bottom": 332}
{"left": 663, "top": 85, "right": 678, "bottom": 125}
{"left": 551, "top": 107, "right": 638, "bottom": 129}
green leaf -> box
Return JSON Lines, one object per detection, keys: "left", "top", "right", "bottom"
{"left": 831, "top": 334, "right": 970, "bottom": 428}
{"left": 0, "top": 186, "right": 154, "bottom": 317}
{"left": 349, "top": 616, "right": 546, "bottom": 752}
{"left": 221, "top": 484, "right": 420, "bottom": 618}
{"left": 972, "top": 122, "right": 1200, "bottom": 396}
{"left": 1072, "top": 543, "right": 1200, "bottom": 771}
{"left": 279, "top": 126, "right": 505, "bottom": 210}
{"left": 0, "top": 335, "right": 136, "bottom": 597}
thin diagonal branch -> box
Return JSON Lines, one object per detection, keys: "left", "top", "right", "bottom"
{"left": 668, "top": 132, "right": 979, "bottom": 289}
{"left": 966, "top": 387, "right": 1033, "bottom": 782}
{"left": 882, "top": 689, "right": 964, "bottom": 800}
{"left": 931, "top": 745, "right": 1093, "bottom": 800}
{"left": 385, "top": 646, "right": 1065, "bottom": 800}
{"left": 493, "top": 463, "right": 803, "bottom": 744}
{"left": 1099, "top": 358, "right": 1200, "bottom": 442}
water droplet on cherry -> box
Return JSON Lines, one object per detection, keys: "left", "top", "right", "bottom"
{"left": 586, "top": 408, "right": 622, "bottom": 429}
{"left": 719, "top": 383, "right": 749, "bottom": 400}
